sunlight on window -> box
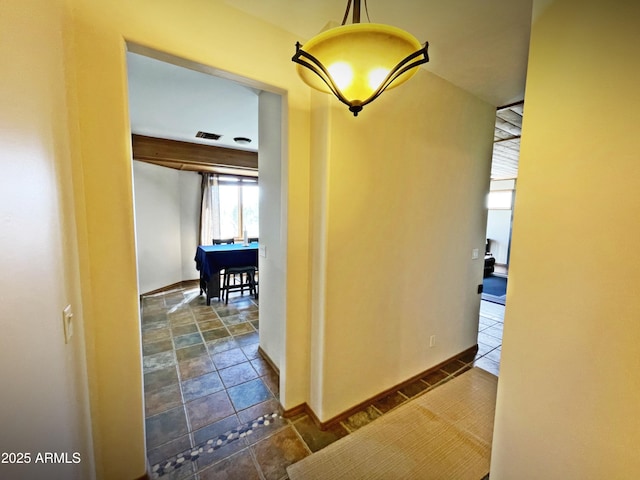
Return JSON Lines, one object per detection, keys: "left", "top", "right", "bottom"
{"left": 218, "top": 177, "right": 259, "bottom": 239}
{"left": 242, "top": 184, "right": 259, "bottom": 237}
{"left": 219, "top": 185, "right": 239, "bottom": 238}
{"left": 487, "top": 190, "right": 513, "bottom": 210}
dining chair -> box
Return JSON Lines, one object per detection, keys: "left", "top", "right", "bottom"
{"left": 221, "top": 265, "right": 257, "bottom": 304}
{"left": 213, "top": 238, "right": 235, "bottom": 245}
{"left": 212, "top": 238, "right": 236, "bottom": 292}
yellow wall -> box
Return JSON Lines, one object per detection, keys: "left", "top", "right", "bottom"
{"left": 61, "top": 0, "right": 494, "bottom": 475}
{"left": 310, "top": 71, "right": 495, "bottom": 419}
{"left": 66, "top": 0, "right": 311, "bottom": 477}
{"left": 491, "top": 0, "right": 640, "bottom": 478}
{"left": 0, "top": 0, "right": 94, "bottom": 478}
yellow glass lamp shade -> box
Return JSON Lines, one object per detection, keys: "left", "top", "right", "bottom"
{"left": 293, "top": 23, "right": 429, "bottom": 116}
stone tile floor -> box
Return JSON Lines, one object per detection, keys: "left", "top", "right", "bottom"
{"left": 141, "top": 284, "right": 504, "bottom": 480}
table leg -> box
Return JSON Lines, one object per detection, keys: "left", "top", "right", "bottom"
{"left": 205, "top": 273, "right": 221, "bottom": 306}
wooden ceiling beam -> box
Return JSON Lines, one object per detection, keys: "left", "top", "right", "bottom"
{"left": 131, "top": 134, "right": 258, "bottom": 172}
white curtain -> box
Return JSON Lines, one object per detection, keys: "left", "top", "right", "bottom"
{"left": 200, "top": 173, "right": 221, "bottom": 245}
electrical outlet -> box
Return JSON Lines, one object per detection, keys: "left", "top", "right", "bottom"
{"left": 62, "top": 305, "right": 73, "bottom": 344}
{"left": 429, "top": 335, "right": 436, "bottom": 348}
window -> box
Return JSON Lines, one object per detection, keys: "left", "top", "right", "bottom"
{"left": 218, "top": 176, "right": 259, "bottom": 239}
{"left": 487, "top": 190, "right": 513, "bottom": 210}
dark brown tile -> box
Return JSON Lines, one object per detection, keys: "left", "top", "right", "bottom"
{"left": 169, "top": 313, "right": 195, "bottom": 327}
{"left": 219, "top": 362, "right": 259, "bottom": 388}
{"left": 142, "top": 312, "right": 168, "bottom": 325}
{"left": 399, "top": 380, "right": 429, "bottom": 398}
{"left": 227, "top": 323, "right": 256, "bottom": 336}
{"left": 143, "top": 338, "right": 174, "bottom": 356}
{"left": 343, "top": 406, "right": 381, "bottom": 432}
{"left": 252, "top": 426, "right": 309, "bottom": 480}
{"left": 186, "top": 391, "right": 235, "bottom": 430}
{"left": 198, "top": 318, "right": 224, "bottom": 331}
{"left": 145, "top": 383, "right": 183, "bottom": 417}
{"left": 440, "top": 359, "right": 468, "bottom": 375}
{"left": 293, "top": 415, "right": 348, "bottom": 453}
{"left": 142, "top": 318, "right": 170, "bottom": 332}
{"left": 372, "top": 391, "right": 407, "bottom": 413}
{"left": 171, "top": 323, "right": 198, "bottom": 336}
{"left": 421, "top": 369, "right": 449, "bottom": 386}
{"left": 459, "top": 350, "right": 478, "bottom": 364}
{"left": 199, "top": 449, "right": 261, "bottom": 480}
{"left": 178, "top": 355, "right": 215, "bottom": 381}
{"left": 202, "top": 327, "right": 231, "bottom": 342}
{"left": 175, "top": 344, "right": 207, "bottom": 362}
{"left": 145, "top": 365, "right": 179, "bottom": 392}
{"left": 142, "top": 327, "right": 171, "bottom": 345}
{"left": 194, "top": 311, "right": 218, "bottom": 322}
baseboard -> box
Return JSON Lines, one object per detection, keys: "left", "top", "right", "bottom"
{"left": 140, "top": 279, "right": 199, "bottom": 297}
{"left": 258, "top": 346, "right": 280, "bottom": 376}
{"left": 282, "top": 345, "right": 478, "bottom": 431}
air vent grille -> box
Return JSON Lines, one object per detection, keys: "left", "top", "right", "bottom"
{"left": 196, "top": 131, "right": 222, "bottom": 140}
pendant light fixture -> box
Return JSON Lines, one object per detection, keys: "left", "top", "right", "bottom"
{"left": 292, "top": 0, "right": 429, "bottom": 116}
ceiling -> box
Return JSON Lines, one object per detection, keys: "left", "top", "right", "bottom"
{"left": 491, "top": 102, "right": 523, "bottom": 180}
{"left": 127, "top": 0, "right": 534, "bottom": 169}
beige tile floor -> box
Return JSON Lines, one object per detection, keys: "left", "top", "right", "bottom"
{"left": 141, "top": 284, "right": 504, "bottom": 480}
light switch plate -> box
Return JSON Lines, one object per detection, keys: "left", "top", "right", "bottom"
{"left": 472, "top": 248, "right": 479, "bottom": 260}
{"left": 63, "top": 305, "right": 73, "bottom": 344}
{"left": 259, "top": 245, "right": 267, "bottom": 258}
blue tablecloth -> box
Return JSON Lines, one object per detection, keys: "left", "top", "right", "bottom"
{"left": 195, "top": 243, "right": 259, "bottom": 304}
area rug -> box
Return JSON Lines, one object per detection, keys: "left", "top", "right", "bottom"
{"left": 482, "top": 275, "right": 507, "bottom": 305}
{"left": 287, "top": 368, "right": 497, "bottom": 480}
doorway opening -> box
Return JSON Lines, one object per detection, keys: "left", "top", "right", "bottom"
{"left": 125, "top": 45, "right": 288, "bottom": 476}
{"left": 476, "top": 100, "right": 523, "bottom": 376}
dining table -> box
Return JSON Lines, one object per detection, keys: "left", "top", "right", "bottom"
{"left": 194, "top": 242, "right": 259, "bottom": 305}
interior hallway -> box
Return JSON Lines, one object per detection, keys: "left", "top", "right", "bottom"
{"left": 141, "top": 285, "right": 504, "bottom": 479}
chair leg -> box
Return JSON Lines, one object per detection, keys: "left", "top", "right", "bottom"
{"left": 223, "top": 272, "right": 229, "bottom": 305}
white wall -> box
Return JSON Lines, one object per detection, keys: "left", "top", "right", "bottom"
{"left": 0, "top": 0, "right": 94, "bottom": 478}
{"left": 180, "top": 171, "right": 202, "bottom": 280}
{"left": 133, "top": 161, "right": 200, "bottom": 294}
{"left": 486, "top": 179, "right": 515, "bottom": 265}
